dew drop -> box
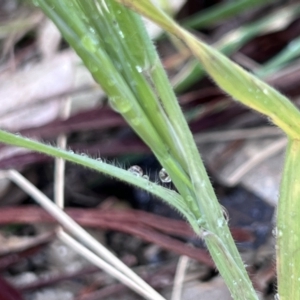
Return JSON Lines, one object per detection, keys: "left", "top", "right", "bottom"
{"left": 109, "top": 96, "right": 132, "bottom": 113}
{"left": 68, "top": 150, "right": 74, "bottom": 154}
{"left": 263, "top": 88, "right": 269, "bottom": 95}
{"left": 131, "top": 117, "right": 141, "bottom": 126}
{"left": 136, "top": 66, "right": 143, "bottom": 73}
{"left": 159, "top": 168, "right": 171, "bottom": 183}
{"left": 274, "top": 293, "right": 280, "bottom": 300}
{"left": 107, "top": 79, "right": 116, "bottom": 86}
{"left": 81, "top": 35, "right": 99, "bottom": 53}
{"left": 142, "top": 175, "right": 149, "bottom": 180}
{"left": 191, "top": 202, "right": 198, "bottom": 213}
{"left": 81, "top": 153, "right": 88, "bottom": 157}
{"left": 217, "top": 218, "right": 225, "bottom": 228}
{"left": 89, "top": 27, "right": 96, "bottom": 34}
{"left": 197, "top": 218, "right": 206, "bottom": 227}
{"left": 186, "top": 195, "right": 193, "bottom": 202}
{"left": 88, "top": 61, "right": 98, "bottom": 73}
{"left": 186, "top": 196, "right": 198, "bottom": 212}
{"left": 96, "top": 158, "right": 103, "bottom": 162}
{"left": 128, "top": 165, "right": 143, "bottom": 177}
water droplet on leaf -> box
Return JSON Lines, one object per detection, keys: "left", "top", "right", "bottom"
{"left": 88, "top": 61, "right": 98, "bottom": 73}
{"left": 128, "top": 165, "right": 143, "bottom": 177}
{"left": 107, "top": 79, "right": 116, "bottom": 86}
{"left": 197, "top": 218, "right": 205, "bottom": 227}
{"left": 263, "top": 88, "right": 269, "bottom": 95}
{"left": 89, "top": 27, "right": 96, "bottom": 34}
{"left": 136, "top": 66, "right": 143, "bottom": 73}
{"left": 217, "top": 218, "right": 225, "bottom": 228}
{"left": 159, "top": 168, "right": 171, "bottom": 183}
{"left": 81, "top": 35, "right": 99, "bottom": 53}
{"left": 109, "top": 96, "right": 132, "bottom": 113}
{"left": 186, "top": 196, "right": 193, "bottom": 202}
{"left": 131, "top": 117, "right": 141, "bottom": 126}
{"left": 186, "top": 195, "right": 198, "bottom": 213}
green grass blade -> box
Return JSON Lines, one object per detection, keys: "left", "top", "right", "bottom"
{"left": 173, "top": 60, "right": 203, "bottom": 93}
{"left": 277, "top": 140, "right": 300, "bottom": 300}
{"left": 93, "top": 0, "right": 189, "bottom": 171}
{"left": 0, "top": 130, "right": 199, "bottom": 232}
{"left": 37, "top": 0, "right": 200, "bottom": 216}
{"left": 174, "top": 3, "right": 300, "bottom": 92}
{"left": 181, "top": 0, "right": 272, "bottom": 29}
{"left": 79, "top": 0, "right": 178, "bottom": 159}
{"left": 114, "top": 1, "right": 259, "bottom": 299}
{"left": 257, "top": 35, "right": 300, "bottom": 77}
{"left": 183, "top": 37, "right": 300, "bottom": 139}
{"left": 115, "top": 1, "right": 300, "bottom": 299}
{"left": 203, "top": 231, "right": 257, "bottom": 300}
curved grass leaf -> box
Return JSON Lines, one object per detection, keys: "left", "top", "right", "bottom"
{"left": 0, "top": 130, "right": 199, "bottom": 233}
{"left": 116, "top": 0, "right": 300, "bottom": 139}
